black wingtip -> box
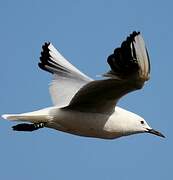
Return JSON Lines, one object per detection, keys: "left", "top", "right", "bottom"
{"left": 130, "top": 31, "right": 140, "bottom": 38}
{"left": 39, "top": 42, "right": 53, "bottom": 73}
{"left": 39, "top": 42, "right": 50, "bottom": 61}
{"left": 107, "top": 31, "right": 141, "bottom": 78}
{"left": 123, "top": 31, "right": 140, "bottom": 45}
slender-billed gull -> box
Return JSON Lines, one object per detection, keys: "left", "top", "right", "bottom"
{"left": 2, "top": 31, "right": 165, "bottom": 139}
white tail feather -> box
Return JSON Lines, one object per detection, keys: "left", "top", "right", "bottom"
{"left": 1, "top": 107, "right": 54, "bottom": 123}
{"left": 2, "top": 114, "right": 20, "bottom": 120}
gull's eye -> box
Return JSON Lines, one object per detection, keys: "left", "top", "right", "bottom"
{"left": 140, "top": 120, "right": 144, "bottom": 125}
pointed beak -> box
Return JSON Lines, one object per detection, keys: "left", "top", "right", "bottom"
{"left": 147, "top": 128, "right": 165, "bottom": 138}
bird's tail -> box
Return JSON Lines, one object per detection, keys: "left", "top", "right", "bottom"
{"left": 1, "top": 108, "right": 54, "bottom": 131}
{"left": 1, "top": 107, "right": 53, "bottom": 124}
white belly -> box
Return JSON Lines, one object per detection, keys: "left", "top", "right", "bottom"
{"left": 46, "top": 108, "right": 121, "bottom": 139}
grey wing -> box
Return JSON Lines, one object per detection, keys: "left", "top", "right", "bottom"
{"left": 39, "top": 43, "right": 92, "bottom": 107}
{"left": 66, "top": 31, "right": 150, "bottom": 114}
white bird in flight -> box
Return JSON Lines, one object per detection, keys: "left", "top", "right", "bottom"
{"left": 2, "top": 31, "right": 165, "bottom": 139}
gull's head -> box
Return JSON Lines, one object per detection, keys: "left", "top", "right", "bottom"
{"left": 135, "top": 117, "right": 165, "bottom": 138}
{"left": 125, "top": 116, "right": 165, "bottom": 138}
{"left": 115, "top": 108, "right": 165, "bottom": 138}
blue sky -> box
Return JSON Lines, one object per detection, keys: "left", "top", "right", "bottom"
{"left": 0, "top": 0, "right": 172, "bottom": 179}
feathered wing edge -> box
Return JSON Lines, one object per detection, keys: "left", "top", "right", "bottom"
{"left": 39, "top": 42, "right": 92, "bottom": 81}
{"left": 104, "top": 31, "right": 150, "bottom": 83}
{"left": 38, "top": 42, "right": 92, "bottom": 106}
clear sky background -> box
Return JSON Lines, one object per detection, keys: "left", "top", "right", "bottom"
{"left": 0, "top": 0, "right": 172, "bottom": 179}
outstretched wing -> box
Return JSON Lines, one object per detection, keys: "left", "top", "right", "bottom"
{"left": 39, "top": 43, "right": 92, "bottom": 107}
{"left": 66, "top": 31, "right": 150, "bottom": 114}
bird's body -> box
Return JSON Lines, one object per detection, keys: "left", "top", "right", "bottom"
{"left": 3, "top": 106, "right": 146, "bottom": 139}
{"left": 2, "top": 31, "right": 165, "bottom": 139}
